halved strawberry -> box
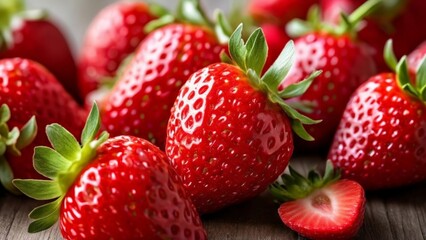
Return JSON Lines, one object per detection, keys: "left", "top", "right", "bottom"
{"left": 271, "top": 161, "right": 366, "bottom": 240}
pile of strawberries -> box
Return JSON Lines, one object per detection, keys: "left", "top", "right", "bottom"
{"left": 1, "top": 0, "right": 425, "bottom": 239}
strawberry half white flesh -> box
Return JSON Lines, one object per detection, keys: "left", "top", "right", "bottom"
{"left": 271, "top": 161, "right": 366, "bottom": 240}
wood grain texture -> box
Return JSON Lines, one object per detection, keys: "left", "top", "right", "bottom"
{"left": 1, "top": 157, "right": 425, "bottom": 240}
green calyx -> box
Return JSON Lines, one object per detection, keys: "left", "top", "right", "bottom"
{"left": 286, "top": 0, "right": 381, "bottom": 39}
{"left": 0, "top": 104, "right": 37, "bottom": 195}
{"left": 13, "top": 103, "right": 109, "bottom": 233}
{"left": 270, "top": 160, "right": 340, "bottom": 202}
{"left": 0, "top": 0, "right": 46, "bottom": 50}
{"left": 145, "top": 0, "right": 232, "bottom": 44}
{"left": 384, "top": 40, "right": 426, "bottom": 103}
{"left": 227, "top": 24, "right": 321, "bottom": 141}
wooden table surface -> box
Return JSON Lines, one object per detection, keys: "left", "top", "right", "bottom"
{"left": 1, "top": 157, "right": 425, "bottom": 240}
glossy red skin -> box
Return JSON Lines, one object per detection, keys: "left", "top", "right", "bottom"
{"left": 249, "top": 0, "right": 318, "bottom": 26}
{"left": 0, "top": 58, "right": 85, "bottom": 179}
{"left": 78, "top": 1, "right": 157, "bottom": 102}
{"left": 0, "top": 19, "right": 80, "bottom": 103}
{"left": 281, "top": 33, "right": 376, "bottom": 152}
{"left": 60, "top": 136, "right": 206, "bottom": 240}
{"left": 101, "top": 23, "right": 225, "bottom": 149}
{"left": 328, "top": 73, "right": 426, "bottom": 189}
{"left": 166, "top": 63, "right": 294, "bottom": 214}
{"left": 279, "top": 180, "right": 365, "bottom": 240}
{"left": 261, "top": 24, "right": 290, "bottom": 72}
{"left": 322, "top": 0, "right": 426, "bottom": 72}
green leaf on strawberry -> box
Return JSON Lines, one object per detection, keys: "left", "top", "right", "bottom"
{"left": 270, "top": 161, "right": 340, "bottom": 201}
{"left": 287, "top": 0, "right": 381, "bottom": 39}
{"left": 271, "top": 161, "right": 366, "bottom": 240}
{"left": 13, "top": 103, "right": 109, "bottom": 232}
{"left": 227, "top": 24, "right": 321, "bottom": 141}
{"left": 145, "top": 0, "right": 232, "bottom": 44}
{"left": 385, "top": 39, "right": 426, "bottom": 103}
{"left": 0, "top": 104, "right": 37, "bottom": 194}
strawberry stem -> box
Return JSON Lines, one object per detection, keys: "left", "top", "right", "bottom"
{"left": 346, "top": 0, "right": 381, "bottom": 30}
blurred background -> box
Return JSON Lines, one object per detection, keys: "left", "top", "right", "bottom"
{"left": 28, "top": 0, "right": 236, "bottom": 54}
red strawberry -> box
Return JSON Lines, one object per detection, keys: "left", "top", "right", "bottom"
{"left": 0, "top": 0, "right": 80, "bottom": 102}
{"left": 0, "top": 58, "right": 85, "bottom": 194}
{"left": 166, "top": 24, "right": 320, "bottom": 213}
{"left": 248, "top": 0, "right": 318, "bottom": 26}
{"left": 280, "top": 2, "right": 377, "bottom": 152}
{"left": 271, "top": 161, "right": 366, "bottom": 240}
{"left": 328, "top": 40, "right": 426, "bottom": 189}
{"left": 78, "top": 1, "right": 158, "bottom": 105}
{"left": 101, "top": 0, "right": 227, "bottom": 149}
{"left": 322, "top": 0, "right": 426, "bottom": 71}
{"left": 13, "top": 104, "right": 207, "bottom": 239}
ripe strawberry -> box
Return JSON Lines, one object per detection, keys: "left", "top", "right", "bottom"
{"left": 0, "top": 58, "right": 85, "bottom": 194}
{"left": 280, "top": 2, "right": 377, "bottom": 152}
{"left": 78, "top": 1, "right": 158, "bottom": 105}
{"left": 322, "top": 0, "right": 426, "bottom": 71}
{"left": 13, "top": 104, "right": 207, "bottom": 239}
{"left": 0, "top": 0, "right": 80, "bottom": 102}
{"left": 166, "top": 24, "right": 320, "bottom": 213}
{"left": 248, "top": 0, "right": 318, "bottom": 26}
{"left": 270, "top": 161, "right": 366, "bottom": 240}
{"left": 101, "top": 0, "right": 228, "bottom": 149}
{"left": 328, "top": 40, "right": 426, "bottom": 189}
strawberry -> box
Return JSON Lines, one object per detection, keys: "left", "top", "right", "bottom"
{"left": 166, "top": 24, "right": 321, "bottom": 214}
{"left": 0, "top": 58, "right": 85, "bottom": 194}
{"left": 328, "top": 40, "right": 426, "bottom": 189}
{"left": 101, "top": 0, "right": 228, "bottom": 149}
{"left": 322, "top": 0, "right": 426, "bottom": 71}
{"left": 0, "top": 0, "right": 80, "bottom": 102}
{"left": 270, "top": 161, "right": 366, "bottom": 240}
{"left": 78, "top": 1, "right": 158, "bottom": 105}
{"left": 280, "top": 2, "right": 377, "bottom": 152}
{"left": 13, "top": 104, "right": 207, "bottom": 239}
{"left": 248, "top": 0, "right": 318, "bottom": 27}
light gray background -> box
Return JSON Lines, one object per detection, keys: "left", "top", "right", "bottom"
{"left": 27, "top": 0, "right": 236, "bottom": 55}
